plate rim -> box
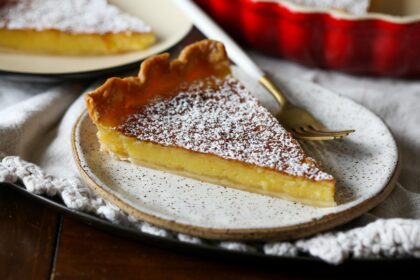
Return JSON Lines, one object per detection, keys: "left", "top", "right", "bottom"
{"left": 71, "top": 106, "right": 401, "bottom": 240}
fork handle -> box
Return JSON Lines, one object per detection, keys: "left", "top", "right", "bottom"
{"left": 259, "top": 76, "right": 288, "bottom": 107}
{"left": 174, "top": 0, "right": 288, "bottom": 106}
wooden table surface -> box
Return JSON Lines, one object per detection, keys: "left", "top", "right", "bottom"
{"left": 0, "top": 185, "right": 416, "bottom": 280}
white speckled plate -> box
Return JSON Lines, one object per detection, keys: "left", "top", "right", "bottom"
{"left": 72, "top": 68, "right": 400, "bottom": 240}
{"left": 0, "top": 0, "right": 191, "bottom": 75}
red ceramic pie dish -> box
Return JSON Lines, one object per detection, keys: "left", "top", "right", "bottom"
{"left": 195, "top": 0, "right": 420, "bottom": 77}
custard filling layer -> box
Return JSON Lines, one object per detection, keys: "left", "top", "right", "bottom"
{"left": 0, "top": 29, "right": 155, "bottom": 55}
{"left": 97, "top": 125, "right": 336, "bottom": 207}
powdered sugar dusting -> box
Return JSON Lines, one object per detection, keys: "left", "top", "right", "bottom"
{"left": 0, "top": 0, "right": 152, "bottom": 34}
{"left": 118, "top": 76, "right": 333, "bottom": 181}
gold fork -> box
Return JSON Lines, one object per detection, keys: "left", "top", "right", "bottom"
{"left": 260, "top": 76, "right": 355, "bottom": 140}
{"left": 176, "top": 0, "right": 355, "bottom": 140}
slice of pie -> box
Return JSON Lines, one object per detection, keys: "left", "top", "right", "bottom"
{"left": 0, "top": 0, "right": 155, "bottom": 55}
{"left": 85, "top": 40, "right": 336, "bottom": 207}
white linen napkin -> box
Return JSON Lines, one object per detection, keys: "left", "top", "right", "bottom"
{"left": 1, "top": 54, "right": 419, "bottom": 264}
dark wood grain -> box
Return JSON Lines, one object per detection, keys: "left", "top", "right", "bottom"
{"left": 51, "top": 217, "right": 417, "bottom": 280}
{"left": 0, "top": 186, "right": 60, "bottom": 280}
{"left": 52, "top": 217, "right": 312, "bottom": 280}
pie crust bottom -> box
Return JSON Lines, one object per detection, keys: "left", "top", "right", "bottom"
{"left": 97, "top": 125, "right": 336, "bottom": 207}
{"left": 0, "top": 29, "right": 155, "bottom": 55}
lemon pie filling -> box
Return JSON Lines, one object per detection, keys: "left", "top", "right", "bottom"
{"left": 97, "top": 125, "right": 335, "bottom": 207}
{"left": 0, "top": 29, "right": 155, "bottom": 55}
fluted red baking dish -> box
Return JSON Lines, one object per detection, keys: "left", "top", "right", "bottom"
{"left": 195, "top": 0, "right": 420, "bottom": 77}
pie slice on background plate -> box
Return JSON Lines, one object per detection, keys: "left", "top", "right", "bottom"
{"left": 85, "top": 40, "right": 336, "bottom": 207}
{"left": 0, "top": 0, "right": 155, "bottom": 55}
